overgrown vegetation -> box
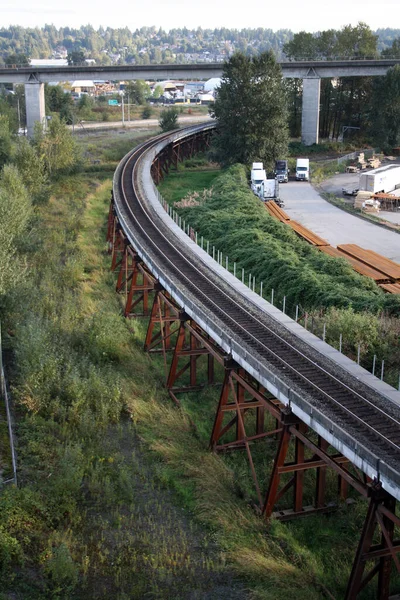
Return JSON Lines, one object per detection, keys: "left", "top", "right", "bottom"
{"left": 159, "top": 162, "right": 400, "bottom": 385}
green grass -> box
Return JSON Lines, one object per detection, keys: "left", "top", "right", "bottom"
{"left": 158, "top": 167, "right": 220, "bottom": 204}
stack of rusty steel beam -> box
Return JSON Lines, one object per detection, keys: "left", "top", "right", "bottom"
{"left": 338, "top": 244, "right": 400, "bottom": 280}
{"left": 287, "top": 220, "right": 329, "bottom": 247}
{"left": 379, "top": 282, "right": 400, "bottom": 294}
{"left": 264, "top": 203, "right": 400, "bottom": 293}
{"left": 337, "top": 244, "right": 400, "bottom": 293}
{"left": 319, "top": 246, "right": 393, "bottom": 283}
{"left": 263, "top": 201, "right": 291, "bottom": 222}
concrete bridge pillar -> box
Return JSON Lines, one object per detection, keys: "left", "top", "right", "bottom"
{"left": 24, "top": 81, "right": 45, "bottom": 138}
{"left": 301, "top": 77, "right": 321, "bottom": 146}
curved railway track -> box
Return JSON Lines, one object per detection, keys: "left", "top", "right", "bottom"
{"left": 114, "top": 125, "right": 400, "bottom": 483}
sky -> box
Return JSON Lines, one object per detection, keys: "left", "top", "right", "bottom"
{"left": 1, "top": 0, "right": 399, "bottom": 33}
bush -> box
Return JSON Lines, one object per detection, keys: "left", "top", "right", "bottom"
{"left": 141, "top": 105, "right": 152, "bottom": 119}
{"left": 42, "top": 542, "right": 78, "bottom": 596}
{"left": 159, "top": 107, "right": 178, "bottom": 132}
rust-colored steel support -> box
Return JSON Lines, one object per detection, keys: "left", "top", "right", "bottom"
{"left": 210, "top": 367, "right": 281, "bottom": 453}
{"left": 263, "top": 413, "right": 356, "bottom": 521}
{"left": 151, "top": 128, "right": 214, "bottom": 184}
{"left": 166, "top": 316, "right": 217, "bottom": 403}
{"left": 345, "top": 485, "right": 400, "bottom": 600}
{"left": 263, "top": 411, "right": 299, "bottom": 519}
{"left": 122, "top": 253, "right": 155, "bottom": 318}
{"left": 110, "top": 226, "right": 126, "bottom": 272}
{"left": 144, "top": 284, "right": 180, "bottom": 378}
{"left": 210, "top": 363, "right": 283, "bottom": 511}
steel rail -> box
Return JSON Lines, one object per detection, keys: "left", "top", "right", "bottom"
{"left": 115, "top": 126, "right": 400, "bottom": 464}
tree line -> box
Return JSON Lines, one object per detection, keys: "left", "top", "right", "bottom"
{"left": 1, "top": 23, "right": 400, "bottom": 67}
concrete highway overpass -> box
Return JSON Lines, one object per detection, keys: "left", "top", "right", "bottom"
{"left": 1, "top": 59, "right": 400, "bottom": 142}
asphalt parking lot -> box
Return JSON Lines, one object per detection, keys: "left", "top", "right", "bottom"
{"left": 279, "top": 178, "right": 400, "bottom": 263}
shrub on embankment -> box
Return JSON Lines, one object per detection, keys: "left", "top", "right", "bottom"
{"left": 175, "top": 164, "right": 400, "bottom": 316}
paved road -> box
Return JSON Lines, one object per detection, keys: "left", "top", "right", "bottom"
{"left": 70, "top": 115, "right": 212, "bottom": 132}
{"left": 279, "top": 180, "right": 400, "bottom": 263}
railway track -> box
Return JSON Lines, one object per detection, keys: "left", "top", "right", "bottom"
{"left": 114, "top": 126, "right": 400, "bottom": 481}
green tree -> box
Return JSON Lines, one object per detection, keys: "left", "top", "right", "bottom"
{"left": 153, "top": 85, "right": 163, "bottom": 99}
{"left": 335, "top": 22, "right": 378, "bottom": 58}
{"left": 12, "top": 138, "right": 48, "bottom": 204}
{"left": 0, "top": 115, "right": 12, "bottom": 169}
{"left": 159, "top": 107, "right": 178, "bottom": 132}
{"left": 0, "top": 164, "right": 31, "bottom": 294}
{"left": 124, "top": 80, "right": 150, "bottom": 105}
{"left": 33, "top": 116, "right": 80, "bottom": 177}
{"left": 367, "top": 65, "right": 400, "bottom": 150}
{"left": 210, "top": 51, "right": 289, "bottom": 169}
{"left": 382, "top": 37, "right": 400, "bottom": 58}
{"left": 67, "top": 51, "right": 86, "bottom": 66}
{"left": 283, "top": 32, "right": 319, "bottom": 60}
{"left": 5, "top": 53, "right": 29, "bottom": 67}
{"left": 45, "top": 84, "right": 74, "bottom": 122}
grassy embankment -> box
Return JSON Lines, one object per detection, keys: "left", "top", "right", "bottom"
{"left": 1, "top": 137, "right": 398, "bottom": 600}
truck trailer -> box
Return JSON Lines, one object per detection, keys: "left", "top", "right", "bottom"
{"left": 359, "top": 164, "right": 400, "bottom": 194}
{"left": 260, "top": 179, "right": 281, "bottom": 204}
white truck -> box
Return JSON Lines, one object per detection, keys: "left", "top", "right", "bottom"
{"left": 296, "top": 158, "right": 310, "bottom": 181}
{"left": 359, "top": 164, "right": 400, "bottom": 194}
{"left": 250, "top": 162, "right": 282, "bottom": 205}
{"left": 251, "top": 168, "right": 267, "bottom": 196}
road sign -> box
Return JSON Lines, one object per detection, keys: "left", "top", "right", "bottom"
{"left": 108, "top": 99, "right": 118, "bottom": 106}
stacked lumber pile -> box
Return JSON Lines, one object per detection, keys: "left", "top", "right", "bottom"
{"left": 367, "top": 155, "right": 381, "bottom": 169}
{"left": 354, "top": 190, "right": 373, "bottom": 209}
{"left": 357, "top": 152, "right": 368, "bottom": 170}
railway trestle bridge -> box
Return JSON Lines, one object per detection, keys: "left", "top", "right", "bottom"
{"left": 107, "top": 122, "right": 400, "bottom": 599}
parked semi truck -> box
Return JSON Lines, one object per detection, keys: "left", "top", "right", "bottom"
{"left": 359, "top": 164, "right": 400, "bottom": 194}
{"left": 296, "top": 158, "right": 310, "bottom": 181}
{"left": 250, "top": 163, "right": 282, "bottom": 205}
{"left": 274, "top": 159, "right": 289, "bottom": 183}
{"left": 251, "top": 168, "right": 268, "bottom": 196}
